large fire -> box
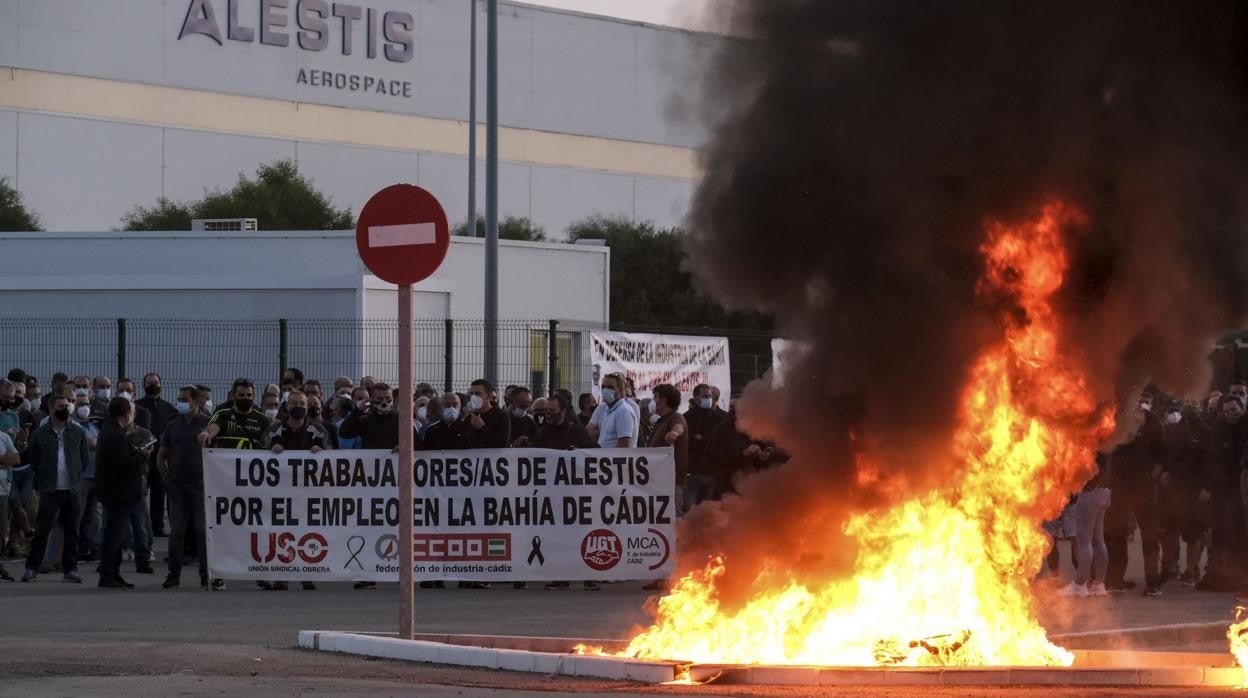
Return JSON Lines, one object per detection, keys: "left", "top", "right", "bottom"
{"left": 590, "top": 202, "right": 1116, "bottom": 667}
{"left": 1229, "top": 606, "right": 1248, "bottom": 686}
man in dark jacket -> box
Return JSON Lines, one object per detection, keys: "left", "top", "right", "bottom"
{"left": 1105, "top": 392, "right": 1169, "bottom": 596}
{"left": 684, "top": 384, "right": 724, "bottom": 507}
{"left": 508, "top": 387, "right": 539, "bottom": 447}
{"left": 534, "top": 392, "right": 596, "bottom": 451}
{"left": 21, "top": 393, "right": 89, "bottom": 583}
{"left": 137, "top": 372, "right": 176, "bottom": 537}
{"left": 466, "top": 379, "right": 509, "bottom": 449}
{"left": 421, "top": 393, "right": 472, "bottom": 451}
{"left": 338, "top": 382, "right": 419, "bottom": 450}
{"left": 94, "top": 397, "right": 154, "bottom": 588}
{"left": 707, "top": 398, "right": 788, "bottom": 495}
{"left": 1198, "top": 394, "right": 1248, "bottom": 591}
{"left": 1161, "top": 402, "right": 1214, "bottom": 585}
{"left": 158, "top": 385, "right": 214, "bottom": 590}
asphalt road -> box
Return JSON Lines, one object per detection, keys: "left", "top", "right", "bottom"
{"left": 1, "top": 535, "right": 1242, "bottom": 696}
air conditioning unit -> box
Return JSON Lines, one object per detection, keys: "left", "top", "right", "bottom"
{"left": 191, "top": 218, "right": 259, "bottom": 232}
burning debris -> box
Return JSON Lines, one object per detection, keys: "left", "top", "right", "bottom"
{"left": 612, "top": 0, "right": 1248, "bottom": 669}
{"left": 1229, "top": 606, "right": 1248, "bottom": 686}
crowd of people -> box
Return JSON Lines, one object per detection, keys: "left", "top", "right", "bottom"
{"left": 1048, "top": 384, "right": 1248, "bottom": 600}
{"left": 0, "top": 367, "right": 784, "bottom": 591}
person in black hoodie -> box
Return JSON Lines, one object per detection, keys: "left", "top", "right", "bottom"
{"left": 421, "top": 393, "right": 472, "bottom": 451}
{"left": 684, "top": 384, "right": 724, "bottom": 509}
{"left": 96, "top": 397, "right": 153, "bottom": 589}
{"left": 465, "top": 379, "right": 509, "bottom": 449}
{"left": 1104, "top": 392, "right": 1169, "bottom": 596}
{"left": 1160, "top": 401, "right": 1214, "bottom": 586}
{"left": 1199, "top": 394, "right": 1248, "bottom": 591}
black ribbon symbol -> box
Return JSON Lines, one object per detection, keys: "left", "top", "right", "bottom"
{"left": 527, "top": 536, "right": 545, "bottom": 566}
{"left": 346, "top": 536, "right": 366, "bottom": 570}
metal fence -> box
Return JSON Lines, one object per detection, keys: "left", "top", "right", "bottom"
{"left": 0, "top": 319, "right": 776, "bottom": 400}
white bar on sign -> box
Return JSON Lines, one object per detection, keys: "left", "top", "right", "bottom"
{"left": 368, "top": 222, "right": 437, "bottom": 248}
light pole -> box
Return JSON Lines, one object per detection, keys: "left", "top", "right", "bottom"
{"left": 484, "top": 0, "right": 499, "bottom": 385}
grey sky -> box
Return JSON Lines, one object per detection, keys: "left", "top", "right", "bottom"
{"left": 519, "top": 0, "right": 705, "bottom": 29}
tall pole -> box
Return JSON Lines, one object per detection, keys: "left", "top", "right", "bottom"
{"left": 468, "top": 0, "right": 477, "bottom": 238}
{"left": 484, "top": 0, "right": 499, "bottom": 384}
{"left": 397, "top": 285, "right": 414, "bottom": 640}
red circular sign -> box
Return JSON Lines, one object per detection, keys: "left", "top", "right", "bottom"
{"left": 355, "top": 184, "right": 450, "bottom": 285}
{"left": 580, "top": 529, "right": 622, "bottom": 571}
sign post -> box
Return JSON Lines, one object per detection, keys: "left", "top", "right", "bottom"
{"left": 355, "top": 184, "right": 450, "bottom": 640}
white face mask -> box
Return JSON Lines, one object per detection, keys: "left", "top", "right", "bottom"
{"left": 203, "top": 400, "right": 214, "bottom": 413}
{"left": 416, "top": 406, "right": 428, "bottom": 421}
{"left": 649, "top": 412, "right": 660, "bottom": 426}
{"left": 96, "top": 388, "right": 112, "bottom": 400}
{"left": 75, "top": 405, "right": 91, "bottom": 419}
{"left": 1165, "top": 411, "right": 1181, "bottom": 424}
{"left": 468, "top": 395, "right": 484, "bottom": 413}
{"left": 1139, "top": 402, "right": 1151, "bottom": 412}
{"left": 281, "top": 391, "right": 291, "bottom": 403}
{"left": 264, "top": 408, "right": 279, "bottom": 420}
{"left": 119, "top": 391, "right": 133, "bottom": 401}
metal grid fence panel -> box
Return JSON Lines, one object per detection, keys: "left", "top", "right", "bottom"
{"left": 1, "top": 318, "right": 771, "bottom": 400}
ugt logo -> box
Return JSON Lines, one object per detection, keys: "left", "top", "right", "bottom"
{"left": 250, "top": 532, "right": 329, "bottom": 564}
{"left": 580, "top": 529, "right": 622, "bottom": 571}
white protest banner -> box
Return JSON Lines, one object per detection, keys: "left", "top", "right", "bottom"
{"left": 590, "top": 331, "right": 731, "bottom": 410}
{"left": 204, "top": 447, "right": 676, "bottom": 582}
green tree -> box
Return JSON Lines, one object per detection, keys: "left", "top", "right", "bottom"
{"left": 0, "top": 177, "right": 43, "bottom": 232}
{"left": 566, "top": 215, "right": 769, "bottom": 331}
{"left": 454, "top": 215, "right": 546, "bottom": 241}
{"left": 122, "top": 160, "right": 354, "bottom": 231}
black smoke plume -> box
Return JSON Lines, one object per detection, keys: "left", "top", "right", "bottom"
{"left": 680, "top": 0, "right": 1248, "bottom": 605}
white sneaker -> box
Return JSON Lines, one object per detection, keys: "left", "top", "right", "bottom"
{"left": 1057, "top": 581, "right": 1089, "bottom": 598}
{"left": 1087, "top": 582, "right": 1108, "bottom": 597}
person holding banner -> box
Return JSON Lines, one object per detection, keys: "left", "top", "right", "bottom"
{"left": 534, "top": 392, "right": 596, "bottom": 451}
{"left": 259, "top": 390, "right": 326, "bottom": 592}
{"left": 466, "top": 379, "right": 510, "bottom": 449}
{"left": 197, "top": 379, "right": 271, "bottom": 450}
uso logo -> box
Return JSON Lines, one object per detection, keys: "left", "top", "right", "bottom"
{"left": 580, "top": 529, "right": 622, "bottom": 571}
{"left": 250, "top": 532, "right": 329, "bottom": 564}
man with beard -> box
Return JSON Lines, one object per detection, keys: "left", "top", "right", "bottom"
{"left": 1160, "top": 401, "right": 1214, "bottom": 586}
{"left": 1198, "top": 394, "right": 1248, "bottom": 591}
{"left": 1104, "top": 392, "right": 1168, "bottom": 596}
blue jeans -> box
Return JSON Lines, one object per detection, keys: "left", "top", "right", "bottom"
{"left": 1074, "top": 488, "right": 1111, "bottom": 585}
{"left": 100, "top": 500, "right": 150, "bottom": 578}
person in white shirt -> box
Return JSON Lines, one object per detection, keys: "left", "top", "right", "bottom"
{"left": 587, "top": 373, "right": 637, "bottom": 449}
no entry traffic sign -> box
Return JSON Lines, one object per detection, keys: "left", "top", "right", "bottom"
{"left": 355, "top": 184, "right": 450, "bottom": 285}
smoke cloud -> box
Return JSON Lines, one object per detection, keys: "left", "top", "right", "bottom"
{"left": 680, "top": 0, "right": 1248, "bottom": 604}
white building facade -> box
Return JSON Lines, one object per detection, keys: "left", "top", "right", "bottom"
{"left": 0, "top": 0, "right": 710, "bottom": 234}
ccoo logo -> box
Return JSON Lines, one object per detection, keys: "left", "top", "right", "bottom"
{"left": 250, "top": 532, "right": 329, "bottom": 564}
{"left": 580, "top": 529, "right": 622, "bottom": 571}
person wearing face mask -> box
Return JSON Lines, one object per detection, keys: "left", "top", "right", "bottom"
{"left": 20, "top": 394, "right": 89, "bottom": 583}
{"left": 115, "top": 378, "right": 152, "bottom": 431}
{"left": 682, "top": 383, "right": 725, "bottom": 506}
{"left": 258, "top": 390, "right": 325, "bottom": 592}
{"left": 463, "top": 379, "right": 510, "bottom": 450}
{"left": 331, "top": 396, "right": 362, "bottom": 450}
{"left": 414, "top": 395, "right": 431, "bottom": 429}
{"left": 305, "top": 394, "right": 338, "bottom": 449}
{"left": 1104, "top": 392, "right": 1169, "bottom": 596}
{"left": 339, "top": 382, "right": 418, "bottom": 451}
{"left": 137, "top": 372, "right": 176, "bottom": 539}
{"left": 197, "top": 379, "right": 271, "bottom": 450}
{"left": 508, "top": 387, "right": 538, "bottom": 447}
{"left": 534, "top": 392, "right": 596, "bottom": 451}
{"left": 88, "top": 375, "right": 114, "bottom": 419}
{"left": 1197, "top": 394, "right": 1248, "bottom": 592}
{"left": 261, "top": 392, "right": 281, "bottom": 422}
{"left": 68, "top": 392, "right": 103, "bottom": 563}
{"left": 647, "top": 384, "right": 688, "bottom": 489}
{"left": 587, "top": 373, "right": 637, "bottom": 449}
{"left": 1, "top": 378, "right": 38, "bottom": 558}
{"left": 157, "top": 385, "right": 220, "bottom": 590}
{"left": 1158, "top": 401, "right": 1214, "bottom": 588}
{"left": 421, "top": 393, "right": 472, "bottom": 451}
{"left": 94, "top": 397, "right": 155, "bottom": 589}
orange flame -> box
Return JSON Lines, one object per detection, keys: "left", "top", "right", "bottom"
{"left": 1229, "top": 606, "right": 1248, "bottom": 687}
{"left": 599, "top": 201, "right": 1115, "bottom": 667}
